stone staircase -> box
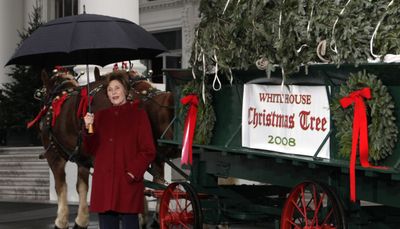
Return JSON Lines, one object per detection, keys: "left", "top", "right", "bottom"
{"left": 0, "top": 147, "right": 49, "bottom": 201}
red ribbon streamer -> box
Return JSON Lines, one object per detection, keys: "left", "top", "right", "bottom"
{"left": 340, "top": 87, "right": 386, "bottom": 202}
{"left": 180, "top": 94, "right": 199, "bottom": 166}
{"left": 27, "top": 106, "right": 49, "bottom": 129}
{"left": 51, "top": 93, "right": 68, "bottom": 127}
{"left": 77, "top": 87, "right": 93, "bottom": 119}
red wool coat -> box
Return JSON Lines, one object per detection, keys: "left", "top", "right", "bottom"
{"left": 84, "top": 101, "right": 156, "bottom": 214}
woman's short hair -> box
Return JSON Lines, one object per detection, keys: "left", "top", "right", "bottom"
{"left": 107, "top": 72, "right": 130, "bottom": 94}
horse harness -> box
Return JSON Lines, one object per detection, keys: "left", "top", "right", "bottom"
{"left": 129, "top": 78, "right": 174, "bottom": 109}
{"left": 38, "top": 76, "right": 171, "bottom": 168}
{"left": 39, "top": 82, "right": 104, "bottom": 169}
{"left": 40, "top": 87, "right": 83, "bottom": 164}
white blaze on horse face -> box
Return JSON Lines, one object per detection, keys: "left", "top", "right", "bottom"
{"left": 107, "top": 80, "right": 127, "bottom": 106}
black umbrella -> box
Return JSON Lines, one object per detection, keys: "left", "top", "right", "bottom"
{"left": 6, "top": 13, "right": 166, "bottom": 133}
{"left": 6, "top": 13, "right": 166, "bottom": 66}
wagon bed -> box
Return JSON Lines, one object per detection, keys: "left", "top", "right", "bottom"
{"left": 153, "top": 64, "right": 400, "bottom": 229}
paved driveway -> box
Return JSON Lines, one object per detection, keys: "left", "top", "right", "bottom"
{"left": 0, "top": 201, "right": 276, "bottom": 229}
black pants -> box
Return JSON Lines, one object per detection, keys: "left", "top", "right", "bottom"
{"left": 98, "top": 211, "right": 139, "bottom": 229}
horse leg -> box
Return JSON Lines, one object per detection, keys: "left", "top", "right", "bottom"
{"left": 149, "top": 158, "right": 164, "bottom": 228}
{"left": 50, "top": 157, "right": 69, "bottom": 229}
{"left": 73, "top": 166, "right": 90, "bottom": 229}
{"left": 139, "top": 196, "right": 148, "bottom": 229}
{"left": 151, "top": 155, "right": 165, "bottom": 184}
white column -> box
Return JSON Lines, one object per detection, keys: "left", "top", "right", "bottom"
{"left": 25, "top": 0, "right": 49, "bottom": 23}
{"left": 181, "top": 1, "right": 200, "bottom": 69}
{"left": 74, "top": 0, "right": 144, "bottom": 85}
{"left": 0, "top": 0, "right": 24, "bottom": 85}
{"left": 79, "top": 0, "right": 139, "bottom": 23}
{"left": 53, "top": 0, "right": 142, "bottom": 204}
{"left": 24, "top": 0, "right": 42, "bottom": 27}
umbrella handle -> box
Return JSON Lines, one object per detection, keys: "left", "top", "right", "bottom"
{"left": 85, "top": 64, "right": 94, "bottom": 134}
{"left": 87, "top": 123, "right": 94, "bottom": 134}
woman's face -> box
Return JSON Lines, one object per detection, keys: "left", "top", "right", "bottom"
{"left": 107, "top": 79, "right": 127, "bottom": 106}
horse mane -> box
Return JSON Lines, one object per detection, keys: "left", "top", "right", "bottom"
{"left": 47, "top": 72, "right": 79, "bottom": 94}
{"left": 95, "top": 70, "right": 157, "bottom": 98}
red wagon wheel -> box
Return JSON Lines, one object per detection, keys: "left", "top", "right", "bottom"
{"left": 159, "top": 182, "right": 202, "bottom": 229}
{"left": 280, "top": 181, "right": 347, "bottom": 229}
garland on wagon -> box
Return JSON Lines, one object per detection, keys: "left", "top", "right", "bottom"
{"left": 190, "top": 0, "right": 400, "bottom": 79}
{"left": 331, "top": 71, "right": 398, "bottom": 162}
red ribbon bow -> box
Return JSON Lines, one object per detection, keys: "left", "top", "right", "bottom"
{"left": 113, "top": 63, "right": 119, "bottom": 71}
{"left": 77, "top": 87, "right": 93, "bottom": 119}
{"left": 51, "top": 94, "right": 68, "bottom": 127}
{"left": 340, "top": 87, "right": 386, "bottom": 202}
{"left": 27, "top": 106, "right": 49, "bottom": 129}
{"left": 54, "top": 65, "right": 67, "bottom": 73}
{"left": 180, "top": 94, "right": 199, "bottom": 166}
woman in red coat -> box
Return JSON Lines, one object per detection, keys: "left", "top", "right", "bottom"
{"left": 83, "top": 73, "right": 156, "bottom": 229}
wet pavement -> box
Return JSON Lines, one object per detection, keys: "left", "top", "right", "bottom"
{"left": 0, "top": 200, "right": 98, "bottom": 229}
{"left": 0, "top": 200, "right": 274, "bottom": 229}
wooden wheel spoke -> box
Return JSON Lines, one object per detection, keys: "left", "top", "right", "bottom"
{"left": 173, "top": 188, "right": 184, "bottom": 212}
{"left": 322, "top": 207, "right": 334, "bottom": 225}
{"left": 159, "top": 182, "right": 201, "bottom": 229}
{"left": 300, "top": 186, "right": 310, "bottom": 226}
{"left": 287, "top": 218, "right": 302, "bottom": 229}
{"left": 177, "top": 220, "right": 191, "bottom": 229}
{"left": 281, "top": 182, "right": 345, "bottom": 229}
{"left": 310, "top": 186, "right": 326, "bottom": 226}
{"left": 291, "top": 198, "right": 307, "bottom": 219}
{"left": 310, "top": 184, "right": 318, "bottom": 226}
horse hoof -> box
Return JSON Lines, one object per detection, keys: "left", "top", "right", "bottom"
{"left": 54, "top": 226, "right": 68, "bottom": 229}
{"left": 72, "top": 223, "right": 87, "bottom": 229}
{"left": 39, "top": 152, "right": 46, "bottom": 159}
{"left": 149, "top": 219, "right": 159, "bottom": 228}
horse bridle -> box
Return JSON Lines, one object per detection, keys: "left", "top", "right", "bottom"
{"left": 34, "top": 75, "right": 78, "bottom": 105}
{"left": 128, "top": 77, "right": 174, "bottom": 109}
{"left": 37, "top": 75, "right": 93, "bottom": 169}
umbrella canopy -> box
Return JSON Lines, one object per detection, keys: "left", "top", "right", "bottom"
{"left": 6, "top": 13, "right": 166, "bottom": 67}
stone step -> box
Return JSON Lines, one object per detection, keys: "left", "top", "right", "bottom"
{"left": 0, "top": 147, "right": 50, "bottom": 202}
{"left": 0, "top": 185, "right": 48, "bottom": 197}
{"left": 0, "top": 194, "right": 49, "bottom": 201}
{"left": 0, "top": 177, "right": 49, "bottom": 187}
{"left": 0, "top": 154, "right": 44, "bottom": 161}
{"left": 0, "top": 146, "right": 44, "bottom": 155}
{"left": 0, "top": 169, "right": 49, "bottom": 178}
{"left": 0, "top": 161, "right": 48, "bottom": 170}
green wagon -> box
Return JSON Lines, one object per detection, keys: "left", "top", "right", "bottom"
{"left": 149, "top": 64, "right": 400, "bottom": 229}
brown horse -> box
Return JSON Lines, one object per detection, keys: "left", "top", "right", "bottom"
{"left": 35, "top": 68, "right": 177, "bottom": 229}
{"left": 36, "top": 70, "right": 90, "bottom": 229}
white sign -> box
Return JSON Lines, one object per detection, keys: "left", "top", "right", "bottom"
{"left": 242, "top": 84, "right": 330, "bottom": 159}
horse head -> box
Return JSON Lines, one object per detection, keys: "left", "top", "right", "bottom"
{"left": 39, "top": 69, "right": 79, "bottom": 104}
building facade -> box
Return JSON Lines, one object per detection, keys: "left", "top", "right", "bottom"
{"left": 0, "top": 0, "right": 200, "bottom": 202}
{"left": 0, "top": 0, "right": 200, "bottom": 85}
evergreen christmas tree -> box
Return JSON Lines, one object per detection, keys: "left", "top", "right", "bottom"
{"left": 0, "top": 5, "right": 44, "bottom": 146}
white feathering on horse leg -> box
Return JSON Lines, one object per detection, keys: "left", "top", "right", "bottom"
{"left": 55, "top": 183, "right": 69, "bottom": 229}
{"left": 75, "top": 175, "right": 90, "bottom": 227}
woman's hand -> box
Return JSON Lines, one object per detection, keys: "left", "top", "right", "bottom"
{"left": 126, "top": 172, "right": 135, "bottom": 183}
{"left": 127, "top": 172, "right": 135, "bottom": 180}
{"left": 83, "top": 113, "right": 94, "bottom": 128}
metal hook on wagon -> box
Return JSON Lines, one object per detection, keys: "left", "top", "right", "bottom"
{"left": 202, "top": 51, "right": 206, "bottom": 104}
{"left": 369, "top": 0, "right": 394, "bottom": 61}
{"left": 191, "top": 29, "right": 200, "bottom": 80}
{"left": 330, "top": 0, "right": 352, "bottom": 54}
{"left": 212, "top": 50, "right": 221, "bottom": 91}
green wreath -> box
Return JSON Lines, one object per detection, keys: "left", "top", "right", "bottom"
{"left": 331, "top": 71, "right": 398, "bottom": 162}
{"left": 180, "top": 80, "right": 216, "bottom": 145}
